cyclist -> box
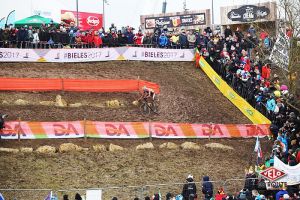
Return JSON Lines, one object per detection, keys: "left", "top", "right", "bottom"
{"left": 139, "top": 86, "right": 156, "bottom": 102}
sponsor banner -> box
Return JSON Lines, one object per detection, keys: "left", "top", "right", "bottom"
{"left": 61, "top": 10, "right": 103, "bottom": 31}
{"left": 0, "top": 47, "right": 195, "bottom": 62}
{"left": 86, "top": 122, "right": 149, "bottom": 138}
{"left": 199, "top": 57, "right": 271, "bottom": 125}
{"left": 123, "top": 47, "right": 194, "bottom": 61}
{"left": 43, "top": 48, "right": 119, "bottom": 62}
{"left": 145, "top": 13, "right": 206, "bottom": 29}
{"left": 0, "top": 48, "right": 39, "bottom": 62}
{"left": 0, "top": 121, "right": 270, "bottom": 139}
{"left": 274, "top": 156, "right": 300, "bottom": 185}
{"left": 41, "top": 121, "right": 84, "bottom": 139}
{"left": 151, "top": 123, "right": 270, "bottom": 138}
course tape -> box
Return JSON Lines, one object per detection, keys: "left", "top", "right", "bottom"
{"left": 198, "top": 56, "right": 271, "bottom": 125}
{"left": 1, "top": 121, "right": 270, "bottom": 139}
{"left": 0, "top": 78, "right": 160, "bottom": 94}
{"left": 0, "top": 47, "right": 194, "bottom": 62}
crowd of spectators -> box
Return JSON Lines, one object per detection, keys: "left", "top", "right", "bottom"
{"left": 196, "top": 24, "right": 300, "bottom": 170}
{"left": 0, "top": 22, "right": 274, "bottom": 49}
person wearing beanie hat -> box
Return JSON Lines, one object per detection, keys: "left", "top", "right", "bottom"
{"left": 182, "top": 174, "right": 197, "bottom": 200}
{"left": 283, "top": 194, "right": 290, "bottom": 199}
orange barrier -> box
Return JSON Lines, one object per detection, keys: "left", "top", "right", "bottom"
{"left": 1, "top": 121, "right": 270, "bottom": 139}
{"left": 0, "top": 77, "right": 160, "bottom": 94}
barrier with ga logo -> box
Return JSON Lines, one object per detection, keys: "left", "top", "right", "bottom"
{"left": 0, "top": 121, "right": 270, "bottom": 139}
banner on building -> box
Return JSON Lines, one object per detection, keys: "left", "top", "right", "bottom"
{"left": 0, "top": 121, "right": 270, "bottom": 139}
{"left": 0, "top": 47, "right": 194, "bottom": 62}
{"left": 144, "top": 13, "right": 206, "bottom": 29}
{"left": 61, "top": 10, "right": 102, "bottom": 31}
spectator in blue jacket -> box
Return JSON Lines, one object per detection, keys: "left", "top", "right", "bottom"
{"left": 202, "top": 176, "right": 213, "bottom": 200}
{"left": 159, "top": 33, "right": 168, "bottom": 48}
{"left": 125, "top": 27, "right": 134, "bottom": 44}
{"left": 266, "top": 96, "right": 276, "bottom": 112}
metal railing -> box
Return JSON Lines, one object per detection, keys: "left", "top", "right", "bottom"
{"left": 0, "top": 178, "right": 256, "bottom": 200}
{"left": 0, "top": 40, "right": 195, "bottom": 49}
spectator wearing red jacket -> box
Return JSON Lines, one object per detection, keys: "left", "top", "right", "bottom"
{"left": 93, "top": 31, "right": 102, "bottom": 47}
{"left": 81, "top": 32, "right": 88, "bottom": 44}
{"left": 86, "top": 30, "right": 94, "bottom": 47}
{"left": 134, "top": 30, "right": 143, "bottom": 45}
{"left": 261, "top": 64, "right": 271, "bottom": 80}
{"left": 215, "top": 188, "right": 226, "bottom": 200}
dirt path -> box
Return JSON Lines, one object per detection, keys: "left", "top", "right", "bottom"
{"left": 0, "top": 61, "right": 250, "bottom": 124}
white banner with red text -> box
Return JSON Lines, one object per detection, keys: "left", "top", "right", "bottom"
{"left": 0, "top": 121, "right": 270, "bottom": 139}
{"left": 0, "top": 47, "right": 194, "bottom": 62}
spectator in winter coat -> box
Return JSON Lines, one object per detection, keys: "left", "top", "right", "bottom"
{"left": 134, "top": 30, "right": 143, "bottom": 45}
{"left": 159, "top": 33, "right": 168, "bottom": 48}
{"left": 142, "top": 32, "right": 152, "bottom": 46}
{"left": 75, "top": 193, "right": 82, "bottom": 200}
{"left": 187, "top": 31, "right": 196, "bottom": 48}
{"left": 215, "top": 188, "right": 226, "bottom": 200}
{"left": 202, "top": 176, "right": 213, "bottom": 200}
{"left": 17, "top": 26, "right": 28, "bottom": 42}
{"left": 125, "top": 27, "right": 134, "bottom": 44}
{"left": 224, "top": 25, "right": 233, "bottom": 38}
{"left": 179, "top": 30, "right": 188, "bottom": 48}
{"left": 182, "top": 175, "right": 197, "bottom": 200}
{"left": 261, "top": 64, "right": 271, "bottom": 80}
{"left": 93, "top": 31, "right": 103, "bottom": 47}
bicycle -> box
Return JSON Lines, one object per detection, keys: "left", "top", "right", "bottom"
{"left": 139, "top": 98, "right": 159, "bottom": 115}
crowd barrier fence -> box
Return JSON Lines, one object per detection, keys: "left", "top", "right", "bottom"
{"left": 0, "top": 121, "right": 270, "bottom": 139}
{"left": 0, "top": 78, "right": 160, "bottom": 94}
{"left": 0, "top": 178, "right": 256, "bottom": 200}
{"left": 198, "top": 56, "right": 271, "bottom": 125}
{"left": 0, "top": 47, "right": 195, "bottom": 62}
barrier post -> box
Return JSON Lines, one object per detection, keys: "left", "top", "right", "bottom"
{"left": 209, "top": 122, "right": 213, "bottom": 140}
{"left": 17, "top": 117, "right": 21, "bottom": 142}
{"left": 61, "top": 79, "right": 64, "bottom": 92}
{"left": 83, "top": 118, "right": 87, "bottom": 142}
{"left": 149, "top": 122, "right": 152, "bottom": 141}
{"left": 137, "top": 76, "right": 140, "bottom": 90}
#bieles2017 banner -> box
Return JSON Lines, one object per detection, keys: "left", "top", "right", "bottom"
{"left": 0, "top": 47, "right": 195, "bottom": 62}
{"left": 0, "top": 121, "right": 270, "bottom": 139}
{"left": 61, "top": 10, "right": 103, "bottom": 31}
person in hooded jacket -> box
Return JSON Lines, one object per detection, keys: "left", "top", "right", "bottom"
{"left": 182, "top": 175, "right": 197, "bottom": 200}
{"left": 202, "top": 176, "right": 213, "bottom": 200}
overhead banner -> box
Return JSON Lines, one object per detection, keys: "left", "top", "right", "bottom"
{"left": 0, "top": 121, "right": 270, "bottom": 139}
{"left": 144, "top": 13, "right": 206, "bottom": 29}
{"left": 198, "top": 57, "right": 271, "bottom": 125}
{"left": 61, "top": 10, "right": 103, "bottom": 31}
{"left": 0, "top": 47, "right": 194, "bottom": 62}
{"left": 274, "top": 156, "right": 300, "bottom": 185}
{"left": 123, "top": 47, "right": 194, "bottom": 62}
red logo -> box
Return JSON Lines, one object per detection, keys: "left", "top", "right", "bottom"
{"left": 260, "top": 167, "right": 286, "bottom": 181}
{"left": 87, "top": 16, "right": 100, "bottom": 26}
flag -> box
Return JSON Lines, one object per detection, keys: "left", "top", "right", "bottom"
{"left": 254, "top": 136, "right": 263, "bottom": 159}
{"left": 0, "top": 192, "right": 5, "bottom": 200}
{"left": 44, "top": 191, "right": 52, "bottom": 200}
